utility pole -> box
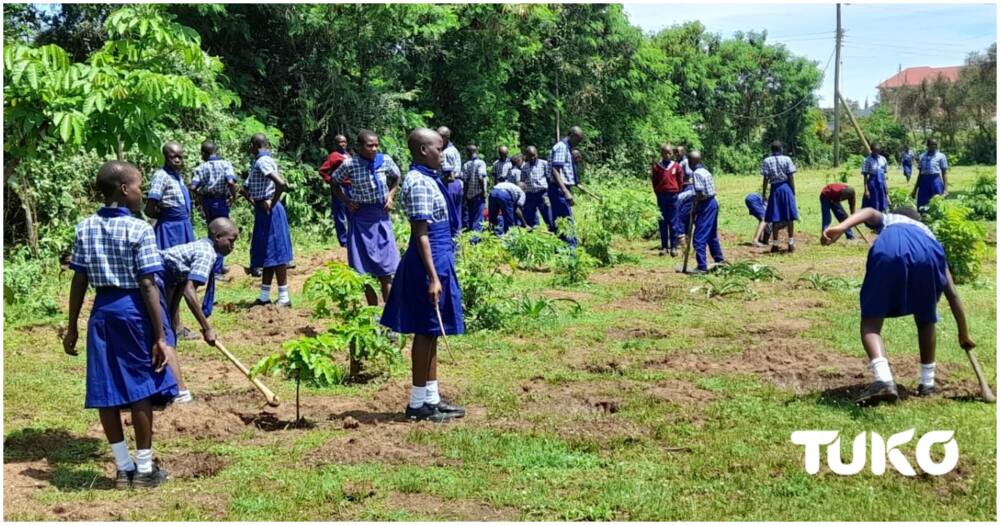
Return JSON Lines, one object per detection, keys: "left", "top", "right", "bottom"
{"left": 833, "top": 3, "right": 842, "bottom": 167}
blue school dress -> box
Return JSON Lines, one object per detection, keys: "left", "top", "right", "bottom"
{"left": 332, "top": 153, "right": 402, "bottom": 277}
{"left": 149, "top": 166, "right": 195, "bottom": 250}
{"left": 761, "top": 154, "right": 799, "bottom": 223}
{"left": 862, "top": 155, "right": 889, "bottom": 212}
{"left": 246, "top": 151, "right": 294, "bottom": 269}
{"left": 70, "top": 207, "right": 178, "bottom": 408}
{"left": 916, "top": 151, "right": 948, "bottom": 208}
{"left": 861, "top": 214, "right": 948, "bottom": 323}
{"left": 745, "top": 193, "right": 766, "bottom": 221}
{"left": 381, "top": 165, "right": 464, "bottom": 336}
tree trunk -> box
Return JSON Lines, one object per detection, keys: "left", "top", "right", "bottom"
{"left": 5, "top": 159, "right": 39, "bottom": 255}
{"left": 349, "top": 342, "right": 361, "bottom": 379}
{"left": 295, "top": 371, "right": 301, "bottom": 424}
{"left": 116, "top": 137, "right": 124, "bottom": 161}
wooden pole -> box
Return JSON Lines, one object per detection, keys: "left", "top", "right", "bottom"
{"left": 833, "top": 4, "right": 842, "bottom": 167}
{"left": 838, "top": 92, "right": 872, "bottom": 155}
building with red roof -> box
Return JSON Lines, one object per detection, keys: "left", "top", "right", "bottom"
{"left": 877, "top": 66, "right": 962, "bottom": 90}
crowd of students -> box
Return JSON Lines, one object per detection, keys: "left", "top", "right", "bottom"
{"left": 61, "top": 125, "right": 973, "bottom": 490}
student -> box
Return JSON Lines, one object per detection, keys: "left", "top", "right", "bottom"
{"left": 438, "top": 127, "right": 463, "bottom": 227}
{"left": 461, "top": 145, "right": 489, "bottom": 232}
{"left": 488, "top": 181, "right": 528, "bottom": 235}
{"left": 821, "top": 206, "right": 975, "bottom": 406}
{"left": 861, "top": 143, "right": 889, "bottom": 212}
{"left": 679, "top": 151, "right": 725, "bottom": 273}
{"left": 243, "top": 133, "right": 294, "bottom": 307}
{"left": 160, "top": 218, "right": 240, "bottom": 404}
{"left": 760, "top": 140, "right": 799, "bottom": 253}
{"left": 442, "top": 167, "right": 464, "bottom": 237}
{"left": 819, "top": 183, "right": 856, "bottom": 241}
{"left": 900, "top": 145, "right": 914, "bottom": 182}
{"left": 492, "top": 146, "right": 514, "bottom": 184}
{"left": 318, "top": 134, "right": 352, "bottom": 247}
{"left": 146, "top": 142, "right": 194, "bottom": 250}
{"left": 520, "top": 146, "right": 552, "bottom": 230}
{"left": 381, "top": 128, "right": 465, "bottom": 422}
{"left": 676, "top": 145, "right": 693, "bottom": 186}
{"left": 548, "top": 126, "right": 585, "bottom": 246}
{"left": 912, "top": 138, "right": 949, "bottom": 208}
{"left": 651, "top": 143, "right": 685, "bottom": 256}
{"left": 509, "top": 153, "right": 524, "bottom": 185}
{"left": 744, "top": 192, "right": 772, "bottom": 247}
{"left": 331, "top": 130, "right": 402, "bottom": 306}
{"left": 64, "top": 160, "right": 177, "bottom": 489}
{"left": 190, "top": 141, "right": 237, "bottom": 286}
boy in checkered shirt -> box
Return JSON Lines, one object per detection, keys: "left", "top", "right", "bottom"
{"left": 64, "top": 161, "right": 177, "bottom": 488}
{"left": 462, "top": 145, "right": 489, "bottom": 231}
{"left": 191, "top": 141, "right": 238, "bottom": 280}
{"left": 242, "top": 133, "right": 294, "bottom": 306}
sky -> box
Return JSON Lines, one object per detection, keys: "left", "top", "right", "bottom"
{"left": 622, "top": 2, "right": 997, "bottom": 107}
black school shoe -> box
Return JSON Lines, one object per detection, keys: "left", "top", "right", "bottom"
{"left": 115, "top": 468, "right": 135, "bottom": 490}
{"left": 428, "top": 398, "right": 466, "bottom": 418}
{"left": 854, "top": 380, "right": 899, "bottom": 407}
{"left": 916, "top": 383, "right": 938, "bottom": 397}
{"left": 405, "top": 403, "right": 453, "bottom": 423}
{"left": 131, "top": 465, "right": 170, "bottom": 489}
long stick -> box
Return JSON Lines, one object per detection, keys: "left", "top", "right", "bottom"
{"left": 964, "top": 348, "right": 996, "bottom": 403}
{"left": 214, "top": 340, "right": 280, "bottom": 406}
{"left": 838, "top": 92, "right": 872, "bottom": 155}
{"left": 679, "top": 198, "right": 697, "bottom": 273}
{"left": 854, "top": 226, "right": 871, "bottom": 245}
{"left": 435, "top": 305, "right": 458, "bottom": 364}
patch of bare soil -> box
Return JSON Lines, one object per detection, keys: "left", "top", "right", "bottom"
{"left": 645, "top": 379, "right": 719, "bottom": 404}
{"left": 168, "top": 451, "right": 229, "bottom": 479}
{"left": 304, "top": 427, "right": 457, "bottom": 468}
{"left": 380, "top": 490, "right": 520, "bottom": 521}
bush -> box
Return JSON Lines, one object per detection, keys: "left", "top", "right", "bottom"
{"left": 961, "top": 172, "right": 996, "bottom": 221}
{"left": 712, "top": 143, "right": 759, "bottom": 176}
{"left": 3, "top": 248, "right": 63, "bottom": 326}
{"left": 502, "top": 227, "right": 564, "bottom": 270}
{"left": 455, "top": 231, "right": 513, "bottom": 331}
{"left": 923, "top": 197, "right": 986, "bottom": 284}
{"left": 552, "top": 246, "right": 596, "bottom": 286}
{"left": 888, "top": 187, "right": 915, "bottom": 210}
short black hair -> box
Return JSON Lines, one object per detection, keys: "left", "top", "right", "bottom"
{"left": 466, "top": 144, "right": 478, "bottom": 156}
{"left": 201, "top": 140, "right": 217, "bottom": 157}
{"left": 357, "top": 129, "right": 378, "bottom": 145}
{"left": 890, "top": 206, "right": 922, "bottom": 221}
{"left": 251, "top": 133, "right": 269, "bottom": 149}
{"left": 770, "top": 140, "right": 784, "bottom": 154}
{"left": 96, "top": 161, "right": 139, "bottom": 199}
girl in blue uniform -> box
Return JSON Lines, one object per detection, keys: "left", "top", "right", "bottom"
{"left": 382, "top": 128, "right": 465, "bottom": 423}
{"left": 145, "top": 142, "right": 194, "bottom": 250}
{"left": 242, "top": 133, "right": 294, "bottom": 306}
{"left": 861, "top": 143, "right": 890, "bottom": 212}
{"left": 912, "top": 138, "right": 949, "bottom": 209}
{"left": 64, "top": 161, "right": 178, "bottom": 489}
{"left": 760, "top": 141, "right": 799, "bottom": 252}
{"left": 821, "top": 206, "right": 975, "bottom": 406}
{"left": 744, "top": 192, "right": 771, "bottom": 246}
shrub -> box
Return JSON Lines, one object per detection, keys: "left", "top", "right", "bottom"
{"left": 552, "top": 247, "right": 596, "bottom": 286}
{"left": 455, "top": 231, "right": 513, "bottom": 331}
{"left": 3, "top": 248, "right": 63, "bottom": 326}
{"left": 888, "top": 187, "right": 915, "bottom": 210}
{"left": 923, "top": 197, "right": 986, "bottom": 284}
{"left": 714, "top": 261, "right": 782, "bottom": 282}
{"left": 502, "top": 227, "right": 563, "bottom": 270}
{"left": 962, "top": 172, "right": 996, "bottom": 221}
{"left": 689, "top": 276, "right": 757, "bottom": 300}
{"left": 795, "top": 272, "right": 853, "bottom": 291}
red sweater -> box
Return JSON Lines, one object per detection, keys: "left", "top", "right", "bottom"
{"left": 821, "top": 183, "right": 850, "bottom": 202}
{"left": 318, "top": 150, "right": 351, "bottom": 185}
{"left": 651, "top": 160, "right": 684, "bottom": 193}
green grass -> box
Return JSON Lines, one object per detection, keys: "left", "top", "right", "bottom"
{"left": 4, "top": 165, "right": 996, "bottom": 520}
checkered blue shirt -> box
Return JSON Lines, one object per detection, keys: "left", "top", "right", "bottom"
{"left": 401, "top": 169, "right": 449, "bottom": 223}
{"left": 862, "top": 155, "right": 887, "bottom": 176}
{"left": 148, "top": 168, "right": 189, "bottom": 210}
{"left": 442, "top": 143, "right": 462, "bottom": 177}
{"left": 692, "top": 165, "right": 716, "bottom": 197}
{"left": 462, "top": 157, "right": 488, "bottom": 197}
{"left": 760, "top": 154, "right": 796, "bottom": 185}
{"left": 492, "top": 158, "right": 513, "bottom": 182}
{"left": 332, "top": 154, "right": 401, "bottom": 205}
{"left": 491, "top": 182, "right": 526, "bottom": 207}
{"left": 69, "top": 208, "right": 164, "bottom": 288}
{"left": 161, "top": 238, "right": 217, "bottom": 285}
{"left": 918, "top": 151, "right": 949, "bottom": 175}
{"left": 245, "top": 153, "right": 280, "bottom": 201}
{"left": 548, "top": 139, "right": 576, "bottom": 185}
{"left": 192, "top": 157, "right": 237, "bottom": 197}
{"left": 521, "top": 159, "right": 549, "bottom": 193}
{"left": 879, "top": 213, "right": 936, "bottom": 240}
{"left": 509, "top": 167, "right": 522, "bottom": 184}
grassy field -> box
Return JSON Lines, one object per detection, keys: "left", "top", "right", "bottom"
{"left": 3, "top": 165, "right": 996, "bottom": 521}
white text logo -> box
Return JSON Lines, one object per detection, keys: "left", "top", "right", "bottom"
{"left": 790, "top": 429, "right": 958, "bottom": 476}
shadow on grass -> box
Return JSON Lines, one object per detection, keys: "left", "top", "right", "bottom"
{"left": 330, "top": 410, "right": 409, "bottom": 425}
{"left": 813, "top": 383, "right": 912, "bottom": 413}
{"left": 4, "top": 428, "right": 115, "bottom": 491}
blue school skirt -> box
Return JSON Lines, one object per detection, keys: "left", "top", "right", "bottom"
{"left": 863, "top": 171, "right": 889, "bottom": 212}
{"left": 381, "top": 220, "right": 464, "bottom": 336}
{"left": 745, "top": 193, "right": 766, "bottom": 221}
{"left": 250, "top": 201, "right": 294, "bottom": 269}
{"left": 346, "top": 203, "right": 400, "bottom": 277}
{"left": 154, "top": 207, "right": 195, "bottom": 250}
{"left": 860, "top": 224, "right": 948, "bottom": 323}
{"left": 202, "top": 196, "right": 230, "bottom": 222}
{"left": 764, "top": 181, "right": 799, "bottom": 223}
{"left": 916, "top": 174, "right": 945, "bottom": 208}
{"left": 86, "top": 286, "right": 179, "bottom": 408}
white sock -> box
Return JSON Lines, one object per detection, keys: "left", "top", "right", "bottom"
{"left": 920, "top": 363, "right": 936, "bottom": 387}
{"left": 426, "top": 380, "right": 440, "bottom": 405}
{"left": 788, "top": 238, "right": 795, "bottom": 246}
{"left": 869, "top": 357, "right": 894, "bottom": 383}
{"left": 409, "top": 385, "right": 427, "bottom": 409}
{"left": 135, "top": 449, "right": 153, "bottom": 474}
{"left": 258, "top": 285, "right": 271, "bottom": 302}
{"left": 110, "top": 440, "right": 134, "bottom": 472}
{"left": 278, "top": 285, "right": 290, "bottom": 304}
